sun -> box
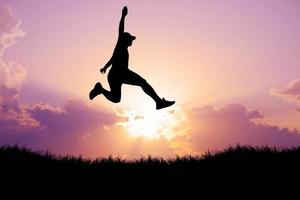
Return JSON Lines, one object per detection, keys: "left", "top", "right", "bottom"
{"left": 116, "top": 106, "right": 188, "bottom": 140}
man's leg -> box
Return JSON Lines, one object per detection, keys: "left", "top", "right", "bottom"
{"left": 123, "top": 70, "right": 175, "bottom": 109}
{"left": 102, "top": 80, "right": 122, "bottom": 103}
{"left": 89, "top": 81, "right": 121, "bottom": 103}
{"left": 123, "top": 70, "right": 161, "bottom": 103}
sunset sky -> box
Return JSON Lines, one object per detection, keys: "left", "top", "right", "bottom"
{"left": 1, "top": 0, "right": 300, "bottom": 158}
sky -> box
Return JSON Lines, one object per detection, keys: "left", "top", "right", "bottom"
{"left": 0, "top": 0, "right": 300, "bottom": 158}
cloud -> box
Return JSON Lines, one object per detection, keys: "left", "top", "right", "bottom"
{"left": 28, "top": 98, "right": 116, "bottom": 135}
{"left": 273, "top": 79, "right": 300, "bottom": 105}
{"left": 27, "top": 99, "right": 116, "bottom": 155}
{"left": 185, "top": 103, "right": 300, "bottom": 153}
{"left": 272, "top": 79, "right": 300, "bottom": 112}
{"left": 0, "top": 85, "right": 39, "bottom": 147}
{"left": 0, "top": 5, "right": 25, "bottom": 55}
{"left": 0, "top": 5, "right": 26, "bottom": 88}
{"left": 0, "top": 5, "right": 38, "bottom": 146}
{"left": 0, "top": 84, "right": 117, "bottom": 156}
{"left": 0, "top": 59, "right": 26, "bottom": 88}
{"left": 0, "top": 85, "right": 38, "bottom": 127}
{"left": 277, "top": 80, "right": 300, "bottom": 96}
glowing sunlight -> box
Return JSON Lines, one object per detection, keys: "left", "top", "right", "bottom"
{"left": 116, "top": 106, "right": 188, "bottom": 140}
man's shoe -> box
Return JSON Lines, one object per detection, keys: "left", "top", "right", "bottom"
{"left": 89, "top": 82, "right": 102, "bottom": 100}
{"left": 156, "top": 98, "right": 175, "bottom": 110}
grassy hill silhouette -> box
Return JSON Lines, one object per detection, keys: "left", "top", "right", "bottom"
{"left": 1, "top": 145, "right": 300, "bottom": 181}
{"left": 2, "top": 144, "right": 300, "bottom": 195}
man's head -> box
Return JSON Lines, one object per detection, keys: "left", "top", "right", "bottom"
{"left": 122, "top": 32, "right": 136, "bottom": 46}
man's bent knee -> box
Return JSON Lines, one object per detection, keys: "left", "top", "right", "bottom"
{"left": 111, "top": 95, "right": 121, "bottom": 103}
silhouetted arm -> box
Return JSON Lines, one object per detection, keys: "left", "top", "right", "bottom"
{"left": 100, "top": 57, "right": 113, "bottom": 74}
{"left": 118, "top": 6, "right": 127, "bottom": 36}
{"left": 100, "top": 7, "right": 127, "bottom": 74}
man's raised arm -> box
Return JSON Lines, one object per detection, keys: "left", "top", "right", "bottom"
{"left": 119, "top": 6, "right": 127, "bottom": 36}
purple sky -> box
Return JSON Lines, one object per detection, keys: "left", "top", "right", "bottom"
{"left": 0, "top": 0, "right": 300, "bottom": 158}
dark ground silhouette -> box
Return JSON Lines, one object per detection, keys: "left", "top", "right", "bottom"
{"left": 89, "top": 6, "right": 175, "bottom": 110}
{"left": 1, "top": 145, "right": 300, "bottom": 182}
{"left": 1, "top": 144, "right": 299, "bottom": 196}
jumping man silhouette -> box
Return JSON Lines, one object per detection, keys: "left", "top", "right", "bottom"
{"left": 89, "top": 6, "right": 175, "bottom": 110}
